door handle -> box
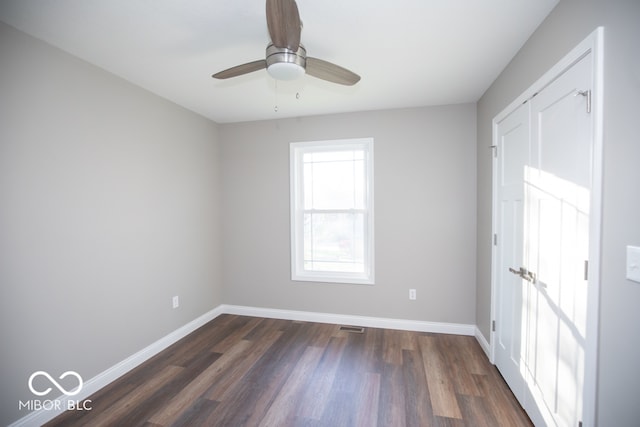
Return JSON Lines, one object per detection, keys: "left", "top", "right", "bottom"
{"left": 508, "top": 266, "right": 537, "bottom": 284}
{"left": 525, "top": 270, "right": 536, "bottom": 283}
{"left": 509, "top": 267, "right": 520, "bottom": 276}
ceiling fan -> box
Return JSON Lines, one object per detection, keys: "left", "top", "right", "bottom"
{"left": 212, "top": 0, "right": 360, "bottom": 86}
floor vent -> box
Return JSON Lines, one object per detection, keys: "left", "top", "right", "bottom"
{"left": 339, "top": 325, "right": 365, "bottom": 333}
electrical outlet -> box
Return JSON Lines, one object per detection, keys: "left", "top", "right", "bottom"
{"left": 172, "top": 296, "right": 179, "bottom": 309}
{"left": 409, "top": 289, "right": 417, "bottom": 300}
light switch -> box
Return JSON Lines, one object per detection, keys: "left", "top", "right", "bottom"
{"left": 627, "top": 246, "right": 640, "bottom": 283}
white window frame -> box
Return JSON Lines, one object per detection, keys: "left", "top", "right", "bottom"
{"left": 290, "top": 138, "right": 374, "bottom": 285}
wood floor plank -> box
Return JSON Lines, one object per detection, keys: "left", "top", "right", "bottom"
{"left": 161, "top": 314, "right": 246, "bottom": 367}
{"left": 441, "top": 335, "right": 483, "bottom": 397}
{"left": 87, "top": 365, "right": 184, "bottom": 427}
{"left": 458, "top": 334, "right": 490, "bottom": 375}
{"left": 136, "top": 351, "right": 224, "bottom": 425}
{"left": 45, "top": 345, "right": 222, "bottom": 427}
{"left": 475, "top": 368, "right": 533, "bottom": 426}
{"left": 457, "top": 393, "right": 500, "bottom": 427}
{"left": 382, "top": 328, "right": 404, "bottom": 365}
{"left": 362, "top": 327, "right": 384, "bottom": 373}
{"left": 170, "top": 397, "right": 219, "bottom": 427}
{"left": 210, "top": 316, "right": 263, "bottom": 353}
{"left": 377, "top": 363, "right": 406, "bottom": 426}
{"left": 391, "top": 329, "right": 418, "bottom": 360}
{"left": 402, "top": 348, "right": 434, "bottom": 427}
{"left": 206, "top": 362, "right": 291, "bottom": 426}
{"left": 296, "top": 336, "right": 347, "bottom": 420}
{"left": 354, "top": 372, "right": 381, "bottom": 427}
{"left": 148, "top": 339, "right": 253, "bottom": 425}
{"left": 205, "top": 321, "right": 314, "bottom": 425}
{"left": 259, "top": 346, "right": 324, "bottom": 426}
{"left": 320, "top": 333, "right": 368, "bottom": 426}
{"left": 306, "top": 322, "right": 338, "bottom": 348}
{"left": 433, "top": 415, "right": 468, "bottom": 427}
{"left": 205, "top": 326, "right": 283, "bottom": 401}
{"left": 419, "top": 334, "right": 464, "bottom": 419}
{"left": 46, "top": 315, "right": 532, "bottom": 427}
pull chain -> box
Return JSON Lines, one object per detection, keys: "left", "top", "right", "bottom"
{"left": 273, "top": 84, "right": 302, "bottom": 113}
{"left": 274, "top": 80, "right": 279, "bottom": 113}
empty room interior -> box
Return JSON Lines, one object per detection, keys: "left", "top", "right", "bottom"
{"left": 1, "top": 0, "right": 639, "bottom": 426}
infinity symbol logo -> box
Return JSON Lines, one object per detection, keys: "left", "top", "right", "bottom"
{"left": 28, "top": 371, "right": 83, "bottom": 396}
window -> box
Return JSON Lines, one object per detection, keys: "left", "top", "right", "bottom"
{"left": 290, "top": 138, "right": 374, "bottom": 284}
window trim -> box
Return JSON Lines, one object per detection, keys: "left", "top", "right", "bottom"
{"left": 290, "top": 138, "right": 375, "bottom": 285}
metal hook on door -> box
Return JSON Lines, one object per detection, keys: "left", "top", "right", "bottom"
{"left": 575, "top": 89, "right": 592, "bottom": 113}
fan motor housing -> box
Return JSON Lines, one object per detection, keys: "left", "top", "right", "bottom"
{"left": 266, "top": 43, "right": 307, "bottom": 80}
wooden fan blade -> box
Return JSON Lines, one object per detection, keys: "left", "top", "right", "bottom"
{"left": 266, "top": 0, "right": 301, "bottom": 51}
{"left": 306, "top": 57, "right": 361, "bottom": 86}
{"left": 212, "top": 60, "right": 266, "bottom": 79}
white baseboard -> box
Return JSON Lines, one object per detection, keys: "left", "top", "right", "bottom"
{"left": 475, "top": 326, "right": 492, "bottom": 361}
{"left": 221, "top": 304, "right": 476, "bottom": 336}
{"left": 11, "top": 304, "right": 480, "bottom": 427}
{"left": 9, "top": 305, "right": 224, "bottom": 427}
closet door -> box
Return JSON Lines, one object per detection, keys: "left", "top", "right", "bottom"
{"left": 493, "top": 50, "right": 595, "bottom": 427}
{"left": 526, "top": 52, "right": 593, "bottom": 427}
{"left": 494, "top": 102, "right": 530, "bottom": 407}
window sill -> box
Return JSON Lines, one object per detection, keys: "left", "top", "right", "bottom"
{"left": 291, "top": 273, "right": 375, "bottom": 285}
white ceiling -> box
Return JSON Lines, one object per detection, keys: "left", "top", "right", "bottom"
{"left": 0, "top": 0, "right": 559, "bottom": 123}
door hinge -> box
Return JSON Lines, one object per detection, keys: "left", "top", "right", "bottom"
{"left": 490, "top": 145, "right": 498, "bottom": 158}
{"left": 584, "top": 260, "right": 589, "bottom": 280}
{"left": 576, "top": 89, "right": 592, "bottom": 114}
{"left": 493, "top": 234, "right": 498, "bottom": 246}
{"left": 492, "top": 320, "right": 496, "bottom": 332}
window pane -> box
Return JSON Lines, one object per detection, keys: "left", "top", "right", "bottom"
{"left": 311, "top": 161, "right": 355, "bottom": 209}
{"left": 307, "top": 150, "right": 355, "bottom": 163}
{"left": 303, "top": 162, "right": 313, "bottom": 210}
{"left": 303, "top": 212, "right": 365, "bottom": 273}
{"left": 354, "top": 159, "right": 365, "bottom": 209}
{"left": 303, "top": 261, "right": 363, "bottom": 273}
{"left": 302, "top": 149, "right": 366, "bottom": 210}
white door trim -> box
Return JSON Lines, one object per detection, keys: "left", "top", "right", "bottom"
{"left": 490, "top": 27, "right": 603, "bottom": 427}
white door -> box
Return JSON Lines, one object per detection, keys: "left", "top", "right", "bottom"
{"left": 494, "top": 102, "right": 530, "bottom": 407}
{"left": 526, "top": 53, "right": 592, "bottom": 427}
{"left": 494, "top": 52, "right": 593, "bottom": 427}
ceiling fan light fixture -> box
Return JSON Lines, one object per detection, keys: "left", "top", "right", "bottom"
{"left": 266, "top": 43, "right": 306, "bottom": 81}
{"left": 267, "top": 62, "right": 305, "bottom": 80}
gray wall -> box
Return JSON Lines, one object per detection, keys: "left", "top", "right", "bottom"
{"left": 0, "top": 22, "right": 223, "bottom": 425}
{"left": 475, "top": 0, "right": 640, "bottom": 425}
{"left": 220, "top": 105, "right": 477, "bottom": 324}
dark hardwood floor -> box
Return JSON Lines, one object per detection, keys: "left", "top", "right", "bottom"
{"left": 46, "top": 314, "right": 532, "bottom": 427}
